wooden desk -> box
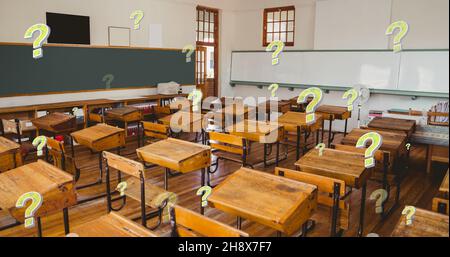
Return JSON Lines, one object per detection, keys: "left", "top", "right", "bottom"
{"left": 257, "top": 100, "right": 291, "bottom": 121}
{"left": 105, "top": 107, "right": 143, "bottom": 137}
{"left": 277, "top": 112, "right": 324, "bottom": 160}
{"left": 226, "top": 120, "right": 284, "bottom": 166}
{"left": 391, "top": 208, "right": 449, "bottom": 237}
{"left": 159, "top": 112, "right": 205, "bottom": 144}
{"left": 412, "top": 125, "right": 449, "bottom": 174}
{"left": 71, "top": 124, "right": 125, "bottom": 187}
{"left": 440, "top": 170, "right": 449, "bottom": 196}
{"left": 316, "top": 105, "right": 352, "bottom": 147}
{"left": 32, "top": 112, "right": 78, "bottom": 157}
{"left": 368, "top": 117, "right": 416, "bottom": 138}
{"left": 208, "top": 167, "right": 317, "bottom": 236}
{"left": 295, "top": 148, "right": 370, "bottom": 237}
{"left": 70, "top": 212, "right": 158, "bottom": 237}
{"left": 136, "top": 138, "right": 211, "bottom": 190}
{"left": 216, "top": 104, "right": 256, "bottom": 126}
{"left": 433, "top": 170, "right": 449, "bottom": 214}
{"left": 0, "top": 160, "right": 77, "bottom": 235}
{"left": 0, "top": 136, "right": 22, "bottom": 172}
{"left": 341, "top": 128, "right": 407, "bottom": 160}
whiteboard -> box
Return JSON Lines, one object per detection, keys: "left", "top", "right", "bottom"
{"left": 398, "top": 51, "right": 449, "bottom": 93}
{"left": 231, "top": 50, "right": 449, "bottom": 94}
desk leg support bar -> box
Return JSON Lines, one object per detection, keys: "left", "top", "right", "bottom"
{"left": 357, "top": 183, "right": 367, "bottom": 237}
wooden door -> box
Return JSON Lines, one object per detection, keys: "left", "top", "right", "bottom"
{"left": 195, "top": 46, "right": 207, "bottom": 98}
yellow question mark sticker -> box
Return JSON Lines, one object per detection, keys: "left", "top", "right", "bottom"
{"left": 103, "top": 74, "right": 114, "bottom": 89}
{"left": 402, "top": 206, "right": 416, "bottom": 226}
{"left": 315, "top": 143, "right": 326, "bottom": 156}
{"left": 24, "top": 24, "right": 51, "bottom": 59}
{"left": 268, "top": 84, "right": 279, "bottom": 97}
{"left": 15, "top": 192, "right": 43, "bottom": 229}
{"left": 32, "top": 136, "right": 47, "bottom": 157}
{"left": 182, "top": 45, "right": 195, "bottom": 63}
{"left": 266, "top": 40, "right": 285, "bottom": 65}
{"left": 130, "top": 10, "right": 144, "bottom": 30}
{"left": 297, "top": 87, "right": 323, "bottom": 125}
{"left": 116, "top": 182, "right": 128, "bottom": 197}
{"left": 342, "top": 88, "right": 360, "bottom": 111}
{"left": 196, "top": 186, "right": 212, "bottom": 207}
{"left": 386, "top": 21, "right": 409, "bottom": 53}
{"left": 356, "top": 132, "right": 383, "bottom": 168}
{"left": 188, "top": 89, "right": 203, "bottom": 112}
{"left": 370, "top": 189, "right": 388, "bottom": 214}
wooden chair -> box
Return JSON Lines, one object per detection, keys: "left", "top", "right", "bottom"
{"left": 46, "top": 137, "right": 80, "bottom": 182}
{"left": 332, "top": 144, "right": 400, "bottom": 217}
{"left": 169, "top": 205, "right": 248, "bottom": 237}
{"left": 208, "top": 131, "right": 261, "bottom": 170}
{"left": 274, "top": 167, "right": 348, "bottom": 237}
{"left": 103, "top": 151, "right": 177, "bottom": 229}
{"left": 139, "top": 121, "right": 170, "bottom": 147}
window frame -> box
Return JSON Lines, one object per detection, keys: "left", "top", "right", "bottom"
{"left": 263, "top": 6, "right": 296, "bottom": 47}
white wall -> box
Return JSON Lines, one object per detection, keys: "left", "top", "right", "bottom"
{"left": 227, "top": 0, "right": 449, "bottom": 132}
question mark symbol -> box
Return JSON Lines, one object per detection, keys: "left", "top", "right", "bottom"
{"left": 188, "top": 89, "right": 203, "bottom": 112}
{"left": 196, "top": 186, "right": 212, "bottom": 207}
{"left": 386, "top": 21, "right": 409, "bottom": 53}
{"left": 15, "top": 192, "right": 43, "bottom": 229}
{"left": 103, "top": 74, "right": 115, "bottom": 89}
{"left": 116, "top": 182, "right": 128, "bottom": 197}
{"left": 297, "top": 87, "right": 324, "bottom": 125}
{"left": 266, "top": 40, "right": 285, "bottom": 65}
{"left": 182, "top": 45, "right": 195, "bottom": 63}
{"left": 370, "top": 189, "right": 388, "bottom": 214}
{"left": 268, "top": 84, "right": 279, "bottom": 98}
{"left": 32, "top": 136, "right": 47, "bottom": 157}
{"left": 24, "top": 24, "right": 51, "bottom": 59}
{"left": 342, "top": 88, "right": 360, "bottom": 111}
{"left": 315, "top": 143, "right": 326, "bottom": 156}
{"left": 130, "top": 10, "right": 144, "bottom": 30}
{"left": 356, "top": 132, "right": 383, "bottom": 168}
{"left": 402, "top": 206, "right": 416, "bottom": 226}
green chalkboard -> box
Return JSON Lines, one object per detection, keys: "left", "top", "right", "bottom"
{"left": 0, "top": 43, "right": 195, "bottom": 96}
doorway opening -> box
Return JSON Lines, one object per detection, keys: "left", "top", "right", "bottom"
{"left": 196, "top": 6, "right": 219, "bottom": 98}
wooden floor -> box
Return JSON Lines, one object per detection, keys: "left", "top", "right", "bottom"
{"left": 0, "top": 131, "right": 448, "bottom": 237}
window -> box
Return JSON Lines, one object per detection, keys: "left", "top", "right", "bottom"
{"left": 196, "top": 6, "right": 218, "bottom": 45}
{"left": 263, "top": 6, "right": 295, "bottom": 47}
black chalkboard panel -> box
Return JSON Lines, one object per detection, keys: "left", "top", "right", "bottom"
{"left": 0, "top": 43, "right": 195, "bottom": 96}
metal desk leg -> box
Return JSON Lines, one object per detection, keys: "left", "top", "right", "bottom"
{"left": 321, "top": 120, "right": 325, "bottom": 144}
{"left": 296, "top": 126, "right": 301, "bottom": 160}
{"left": 328, "top": 119, "right": 333, "bottom": 147}
{"left": 264, "top": 144, "right": 268, "bottom": 167}
{"left": 276, "top": 141, "right": 280, "bottom": 166}
{"left": 236, "top": 217, "right": 242, "bottom": 230}
{"left": 63, "top": 207, "right": 70, "bottom": 235}
{"left": 164, "top": 168, "right": 169, "bottom": 190}
{"left": 303, "top": 130, "right": 308, "bottom": 154}
{"left": 70, "top": 136, "right": 75, "bottom": 157}
{"left": 344, "top": 119, "right": 348, "bottom": 137}
{"left": 357, "top": 183, "right": 367, "bottom": 237}
{"left": 37, "top": 217, "right": 43, "bottom": 237}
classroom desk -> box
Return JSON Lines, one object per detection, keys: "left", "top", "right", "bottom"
{"left": 411, "top": 125, "right": 449, "bottom": 174}
{"left": 0, "top": 160, "right": 77, "bottom": 236}
{"left": 295, "top": 148, "right": 370, "bottom": 237}
{"left": 226, "top": 120, "right": 284, "bottom": 166}
{"left": 70, "top": 212, "right": 158, "bottom": 237}
{"left": 208, "top": 167, "right": 317, "bottom": 236}
{"left": 368, "top": 117, "right": 416, "bottom": 138}
{"left": 105, "top": 106, "right": 143, "bottom": 137}
{"left": 433, "top": 170, "right": 449, "bottom": 214}
{"left": 277, "top": 112, "right": 324, "bottom": 160}
{"left": 216, "top": 104, "right": 256, "bottom": 126}
{"left": 391, "top": 207, "right": 449, "bottom": 237}
{"left": 440, "top": 170, "right": 449, "bottom": 196}
{"left": 136, "top": 138, "right": 211, "bottom": 191}
{"left": 0, "top": 136, "right": 22, "bottom": 172}
{"left": 71, "top": 124, "right": 125, "bottom": 189}
{"left": 159, "top": 112, "right": 205, "bottom": 144}
{"left": 32, "top": 112, "right": 78, "bottom": 157}
{"left": 257, "top": 100, "right": 291, "bottom": 121}
{"left": 316, "top": 105, "right": 352, "bottom": 147}
{"left": 341, "top": 128, "right": 408, "bottom": 160}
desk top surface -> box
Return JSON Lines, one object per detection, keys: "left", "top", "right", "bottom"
{"left": 295, "top": 148, "right": 369, "bottom": 188}
{"left": 137, "top": 138, "right": 210, "bottom": 163}
{"left": 209, "top": 167, "right": 316, "bottom": 230}
{"left": 32, "top": 112, "right": 75, "bottom": 126}
{"left": 0, "top": 136, "right": 20, "bottom": 154}
{"left": 341, "top": 128, "right": 407, "bottom": 154}
{"left": 316, "top": 105, "right": 350, "bottom": 115}
{"left": 0, "top": 160, "right": 74, "bottom": 209}
{"left": 159, "top": 112, "right": 203, "bottom": 126}
{"left": 71, "top": 123, "right": 124, "bottom": 142}
{"left": 106, "top": 106, "right": 140, "bottom": 116}
{"left": 391, "top": 208, "right": 449, "bottom": 237}
{"left": 277, "top": 112, "right": 323, "bottom": 127}
{"left": 71, "top": 213, "right": 158, "bottom": 237}
{"left": 368, "top": 117, "right": 416, "bottom": 134}
{"left": 218, "top": 105, "right": 255, "bottom": 116}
